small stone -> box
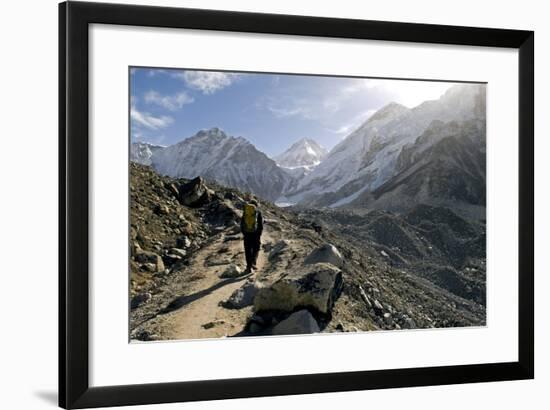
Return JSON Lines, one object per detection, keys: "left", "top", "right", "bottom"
{"left": 358, "top": 285, "right": 372, "bottom": 308}
{"left": 155, "top": 204, "right": 169, "bottom": 215}
{"left": 170, "top": 248, "right": 187, "bottom": 258}
{"left": 402, "top": 318, "right": 417, "bottom": 329}
{"left": 142, "top": 263, "right": 156, "bottom": 272}
{"left": 163, "top": 254, "right": 182, "bottom": 265}
{"left": 373, "top": 299, "right": 384, "bottom": 313}
{"left": 220, "top": 264, "right": 245, "bottom": 278}
{"left": 380, "top": 250, "right": 389, "bottom": 258}
{"left": 176, "top": 236, "right": 192, "bottom": 248}
{"left": 202, "top": 320, "right": 224, "bottom": 329}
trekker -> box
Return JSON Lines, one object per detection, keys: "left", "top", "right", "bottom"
{"left": 240, "top": 199, "right": 263, "bottom": 273}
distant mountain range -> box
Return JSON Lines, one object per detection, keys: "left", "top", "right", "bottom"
{"left": 148, "top": 128, "right": 290, "bottom": 202}
{"left": 130, "top": 83, "right": 486, "bottom": 216}
{"left": 282, "top": 84, "right": 486, "bottom": 211}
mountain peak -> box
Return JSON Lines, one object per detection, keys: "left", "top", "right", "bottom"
{"left": 194, "top": 127, "right": 227, "bottom": 139}
{"left": 275, "top": 138, "right": 328, "bottom": 168}
{"left": 367, "top": 102, "right": 409, "bottom": 123}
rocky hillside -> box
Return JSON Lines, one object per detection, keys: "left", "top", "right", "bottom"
{"left": 129, "top": 163, "right": 485, "bottom": 341}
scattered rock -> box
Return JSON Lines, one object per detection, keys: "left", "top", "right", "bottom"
{"left": 131, "top": 329, "right": 158, "bottom": 341}
{"left": 202, "top": 320, "right": 225, "bottom": 329}
{"left": 166, "top": 183, "right": 179, "bottom": 197}
{"left": 304, "top": 244, "right": 343, "bottom": 268}
{"left": 206, "top": 256, "right": 232, "bottom": 267}
{"left": 271, "top": 310, "right": 320, "bottom": 335}
{"left": 402, "top": 317, "right": 417, "bottom": 329}
{"left": 154, "top": 204, "right": 169, "bottom": 215}
{"left": 220, "top": 264, "right": 246, "bottom": 278}
{"left": 131, "top": 292, "right": 152, "bottom": 309}
{"left": 224, "top": 234, "right": 241, "bottom": 242}
{"left": 131, "top": 241, "right": 141, "bottom": 255}
{"left": 169, "top": 248, "right": 187, "bottom": 258}
{"left": 380, "top": 250, "right": 389, "bottom": 258}
{"left": 254, "top": 263, "right": 343, "bottom": 314}
{"left": 134, "top": 250, "right": 165, "bottom": 273}
{"left": 176, "top": 236, "right": 192, "bottom": 248}
{"left": 163, "top": 253, "right": 182, "bottom": 265}
{"left": 373, "top": 299, "right": 384, "bottom": 314}
{"left": 358, "top": 285, "right": 372, "bottom": 308}
{"left": 142, "top": 262, "right": 157, "bottom": 272}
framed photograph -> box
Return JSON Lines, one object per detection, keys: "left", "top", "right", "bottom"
{"left": 59, "top": 1, "right": 534, "bottom": 408}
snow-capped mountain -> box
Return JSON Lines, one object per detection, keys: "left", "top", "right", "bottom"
{"left": 282, "top": 84, "right": 486, "bottom": 208}
{"left": 351, "top": 118, "right": 487, "bottom": 218}
{"left": 130, "top": 142, "right": 165, "bottom": 166}
{"left": 150, "top": 128, "right": 291, "bottom": 201}
{"left": 274, "top": 138, "right": 328, "bottom": 168}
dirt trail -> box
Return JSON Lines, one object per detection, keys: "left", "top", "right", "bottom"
{"left": 154, "top": 228, "right": 277, "bottom": 340}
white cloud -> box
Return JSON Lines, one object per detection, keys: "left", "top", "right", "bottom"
{"left": 147, "top": 69, "right": 168, "bottom": 77}
{"left": 174, "top": 71, "right": 238, "bottom": 94}
{"left": 144, "top": 90, "right": 194, "bottom": 111}
{"left": 323, "top": 79, "right": 378, "bottom": 113}
{"left": 267, "top": 105, "right": 309, "bottom": 119}
{"left": 259, "top": 94, "right": 317, "bottom": 120}
{"left": 130, "top": 106, "right": 173, "bottom": 130}
{"left": 384, "top": 81, "right": 452, "bottom": 108}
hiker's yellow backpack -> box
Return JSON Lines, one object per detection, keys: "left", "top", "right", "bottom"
{"left": 243, "top": 203, "right": 257, "bottom": 233}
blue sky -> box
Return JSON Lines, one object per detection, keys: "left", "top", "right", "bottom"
{"left": 130, "top": 67, "right": 454, "bottom": 157}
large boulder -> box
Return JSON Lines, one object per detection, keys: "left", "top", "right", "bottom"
{"left": 221, "top": 280, "right": 258, "bottom": 309}
{"left": 178, "top": 177, "right": 212, "bottom": 207}
{"left": 205, "top": 200, "right": 241, "bottom": 226}
{"left": 304, "top": 244, "right": 343, "bottom": 268}
{"left": 271, "top": 309, "right": 320, "bottom": 335}
{"left": 254, "top": 263, "right": 343, "bottom": 314}
{"left": 268, "top": 240, "right": 291, "bottom": 263}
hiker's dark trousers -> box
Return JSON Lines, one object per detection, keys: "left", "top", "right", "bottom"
{"left": 243, "top": 232, "right": 261, "bottom": 269}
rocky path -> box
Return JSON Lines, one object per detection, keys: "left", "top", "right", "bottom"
{"left": 140, "top": 227, "right": 277, "bottom": 340}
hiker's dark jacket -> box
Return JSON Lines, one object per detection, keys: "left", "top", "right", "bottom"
{"left": 240, "top": 209, "right": 264, "bottom": 236}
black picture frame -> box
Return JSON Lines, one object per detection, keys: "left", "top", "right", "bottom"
{"left": 59, "top": 1, "right": 534, "bottom": 408}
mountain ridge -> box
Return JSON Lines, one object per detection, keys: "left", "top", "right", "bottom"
{"left": 281, "top": 84, "right": 486, "bottom": 209}
{"left": 150, "top": 128, "right": 291, "bottom": 202}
